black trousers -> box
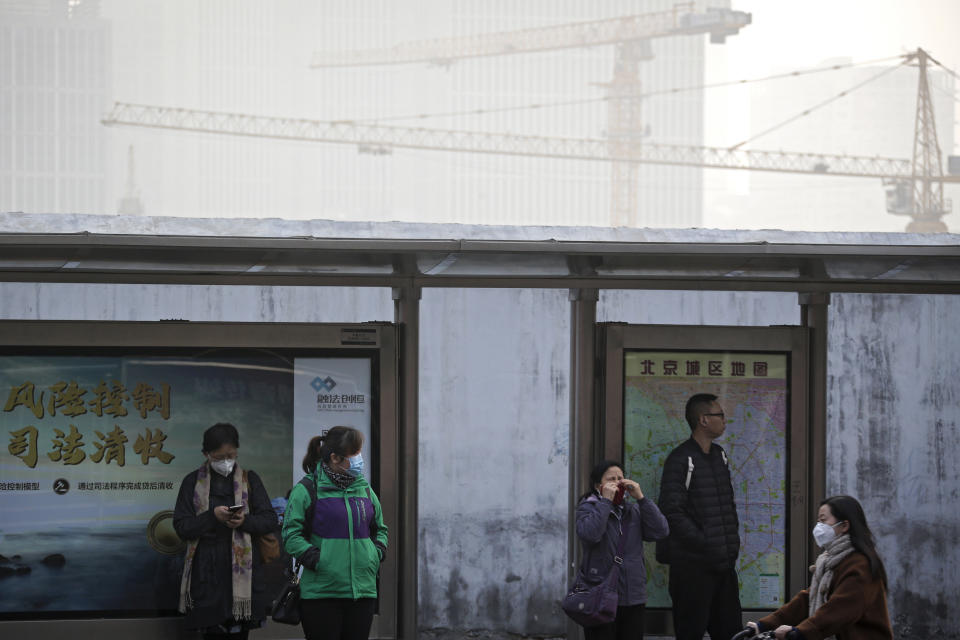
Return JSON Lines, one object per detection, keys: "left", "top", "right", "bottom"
{"left": 668, "top": 564, "right": 742, "bottom": 640}
{"left": 583, "top": 603, "right": 646, "bottom": 640}
{"left": 300, "top": 598, "right": 377, "bottom": 640}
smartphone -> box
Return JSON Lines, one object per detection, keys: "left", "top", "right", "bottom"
{"left": 227, "top": 504, "right": 244, "bottom": 513}
{"left": 613, "top": 484, "right": 626, "bottom": 506}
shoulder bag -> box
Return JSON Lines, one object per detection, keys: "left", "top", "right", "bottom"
{"left": 561, "top": 519, "right": 627, "bottom": 627}
{"left": 270, "top": 561, "right": 302, "bottom": 625}
{"left": 257, "top": 531, "right": 282, "bottom": 564}
{"left": 271, "top": 474, "right": 319, "bottom": 624}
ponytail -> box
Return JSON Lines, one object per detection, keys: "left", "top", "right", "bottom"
{"left": 301, "top": 426, "right": 364, "bottom": 474}
{"left": 301, "top": 434, "right": 325, "bottom": 474}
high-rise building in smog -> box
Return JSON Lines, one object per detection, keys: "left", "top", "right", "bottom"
{"left": 417, "top": 0, "right": 723, "bottom": 228}
{"left": 633, "top": 0, "right": 715, "bottom": 228}
{"left": 100, "top": 1, "right": 722, "bottom": 227}
{"left": 0, "top": 0, "right": 110, "bottom": 215}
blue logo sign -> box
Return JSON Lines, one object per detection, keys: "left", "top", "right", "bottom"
{"left": 311, "top": 376, "right": 337, "bottom": 392}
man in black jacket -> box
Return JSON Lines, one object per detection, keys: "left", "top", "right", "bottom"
{"left": 657, "top": 393, "right": 742, "bottom": 640}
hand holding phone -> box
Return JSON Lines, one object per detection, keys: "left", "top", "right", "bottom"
{"left": 613, "top": 483, "right": 626, "bottom": 506}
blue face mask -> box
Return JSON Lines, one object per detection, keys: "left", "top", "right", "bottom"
{"left": 347, "top": 453, "right": 365, "bottom": 477}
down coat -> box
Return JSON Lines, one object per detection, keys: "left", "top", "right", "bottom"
{"left": 657, "top": 437, "right": 740, "bottom": 571}
{"left": 575, "top": 493, "right": 669, "bottom": 606}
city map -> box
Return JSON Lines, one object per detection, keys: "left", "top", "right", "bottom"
{"left": 622, "top": 351, "right": 788, "bottom": 609}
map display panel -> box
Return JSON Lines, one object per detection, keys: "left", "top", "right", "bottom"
{"left": 623, "top": 350, "right": 788, "bottom": 609}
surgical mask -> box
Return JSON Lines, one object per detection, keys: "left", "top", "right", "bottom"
{"left": 812, "top": 521, "right": 841, "bottom": 547}
{"left": 209, "top": 457, "right": 236, "bottom": 477}
{"left": 346, "top": 453, "right": 365, "bottom": 477}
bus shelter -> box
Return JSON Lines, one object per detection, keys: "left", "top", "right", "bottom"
{"left": 0, "top": 215, "right": 958, "bottom": 639}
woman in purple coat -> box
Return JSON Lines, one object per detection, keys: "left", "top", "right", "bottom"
{"left": 575, "top": 460, "right": 670, "bottom": 640}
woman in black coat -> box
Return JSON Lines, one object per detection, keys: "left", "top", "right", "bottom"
{"left": 174, "top": 423, "right": 277, "bottom": 640}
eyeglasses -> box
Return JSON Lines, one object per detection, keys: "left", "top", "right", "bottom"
{"left": 703, "top": 412, "right": 726, "bottom": 420}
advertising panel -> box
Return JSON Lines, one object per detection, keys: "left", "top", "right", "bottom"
{"left": 0, "top": 351, "right": 371, "bottom": 618}
{"left": 293, "top": 358, "right": 372, "bottom": 482}
{"left": 622, "top": 350, "right": 788, "bottom": 609}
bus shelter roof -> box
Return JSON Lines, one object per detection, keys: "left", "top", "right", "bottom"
{"left": 1, "top": 213, "right": 959, "bottom": 294}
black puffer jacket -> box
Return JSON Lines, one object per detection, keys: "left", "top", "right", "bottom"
{"left": 656, "top": 437, "right": 739, "bottom": 571}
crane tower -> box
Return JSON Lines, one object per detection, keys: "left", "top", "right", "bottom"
{"left": 310, "top": 4, "right": 752, "bottom": 227}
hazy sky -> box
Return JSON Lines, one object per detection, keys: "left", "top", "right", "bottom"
{"left": 708, "top": 0, "right": 960, "bottom": 146}
{"left": 91, "top": 0, "right": 960, "bottom": 232}
{"left": 704, "top": 1, "right": 960, "bottom": 231}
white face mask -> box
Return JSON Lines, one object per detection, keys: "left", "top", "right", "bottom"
{"left": 812, "top": 521, "right": 841, "bottom": 547}
{"left": 209, "top": 457, "right": 236, "bottom": 477}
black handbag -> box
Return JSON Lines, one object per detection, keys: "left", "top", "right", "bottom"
{"left": 561, "top": 522, "right": 627, "bottom": 627}
{"left": 269, "top": 562, "right": 302, "bottom": 625}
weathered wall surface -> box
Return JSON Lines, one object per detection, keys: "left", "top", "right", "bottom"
{"left": 0, "top": 282, "right": 393, "bottom": 323}
{"left": 828, "top": 294, "right": 960, "bottom": 639}
{"left": 599, "top": 289, "right": 800, "bottom": 326}
{"left": 418, "top": 288, "right": 571, "bottom": 637}
{"left": 414, "top": 288, "right": 800, "bottom": 639}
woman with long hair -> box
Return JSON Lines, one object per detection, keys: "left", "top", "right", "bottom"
{"left": 573, "top": 459, "right": 669, "bottom": 640}
{"left": 747, "top": 495, "right": 892, "bottom": 640}
{"left": 173, "top": 423, "right": 276, "bottom": 640}
{"left": 281, "top": 427, "right": 388, "bottom": 640}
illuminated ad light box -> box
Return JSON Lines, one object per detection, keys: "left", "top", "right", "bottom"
{"left": 0, "top": 351, "right": 372, "bottom": 619}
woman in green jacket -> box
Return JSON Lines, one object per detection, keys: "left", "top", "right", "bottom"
{"left": 282, "top": 426, "right": 388, "bottom": 640}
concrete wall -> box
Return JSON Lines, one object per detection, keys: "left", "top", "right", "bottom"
{"left": 418, "top": 288, "right": 571, "bottom": 637}
{"left": 0, "top": 282, "right": 393, "bottom": 323}
{"left": 828, "top": 293, "right": 960, "bottom": 639}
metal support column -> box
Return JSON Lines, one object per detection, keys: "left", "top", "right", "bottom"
{"left": 799, "top": 292, "right": 829, "bottom": 573}
{"left": 567, "top": 288, "right": 598, "bottom": 640}
{"left": 393, "top": 285, "right": 421, "bottom": 640}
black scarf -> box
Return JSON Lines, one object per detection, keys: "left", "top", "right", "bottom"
{"left": 321, "top": 461, "right": 356, "bottom": 490}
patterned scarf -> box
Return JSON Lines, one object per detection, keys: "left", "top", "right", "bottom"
{"left": 178, "top": 461, "right": 254, "bottom": 620}
{"left": 321, "top": 461, "right": 356, "bottom": 490}
{"left": 808, "top": 533, "right": 855, "bottom": 639}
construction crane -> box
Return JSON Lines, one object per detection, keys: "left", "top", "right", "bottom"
{"left": 310, "top": 5, "right": 750, "bottom": 67}
{"left": 310, "top": 4, "right": 752, "bottom": 227}
{"left": 103, "top": 101, "right": 912, "bottom": 177}
{"left": 103, "top": 54, "right": 958, "bottom": 231}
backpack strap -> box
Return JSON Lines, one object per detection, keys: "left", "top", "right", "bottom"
{"left": 298, "top": 474, "right": 318, "bottom": 539}
{"left": 366, "top": 486, "right": 376, "bottom": 540}
{"left": 685, "top": 455, "right": 694, "bottom": 490}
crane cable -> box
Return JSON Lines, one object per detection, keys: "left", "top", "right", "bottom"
{"left": 926, "top": 52, "right": 960, "bottom": 82}
{"left": 727, "top": 56, "right": 913, "bottom": 150}
{"left": 346, "top": 54, "right": 909, "bottom": 124}
{"left": 917, "top": 53, "right": 960, "bottom": 113}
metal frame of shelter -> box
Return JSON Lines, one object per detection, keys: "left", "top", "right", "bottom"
{"left": 1, "top": 228, "right": 959, "bottom": 639}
